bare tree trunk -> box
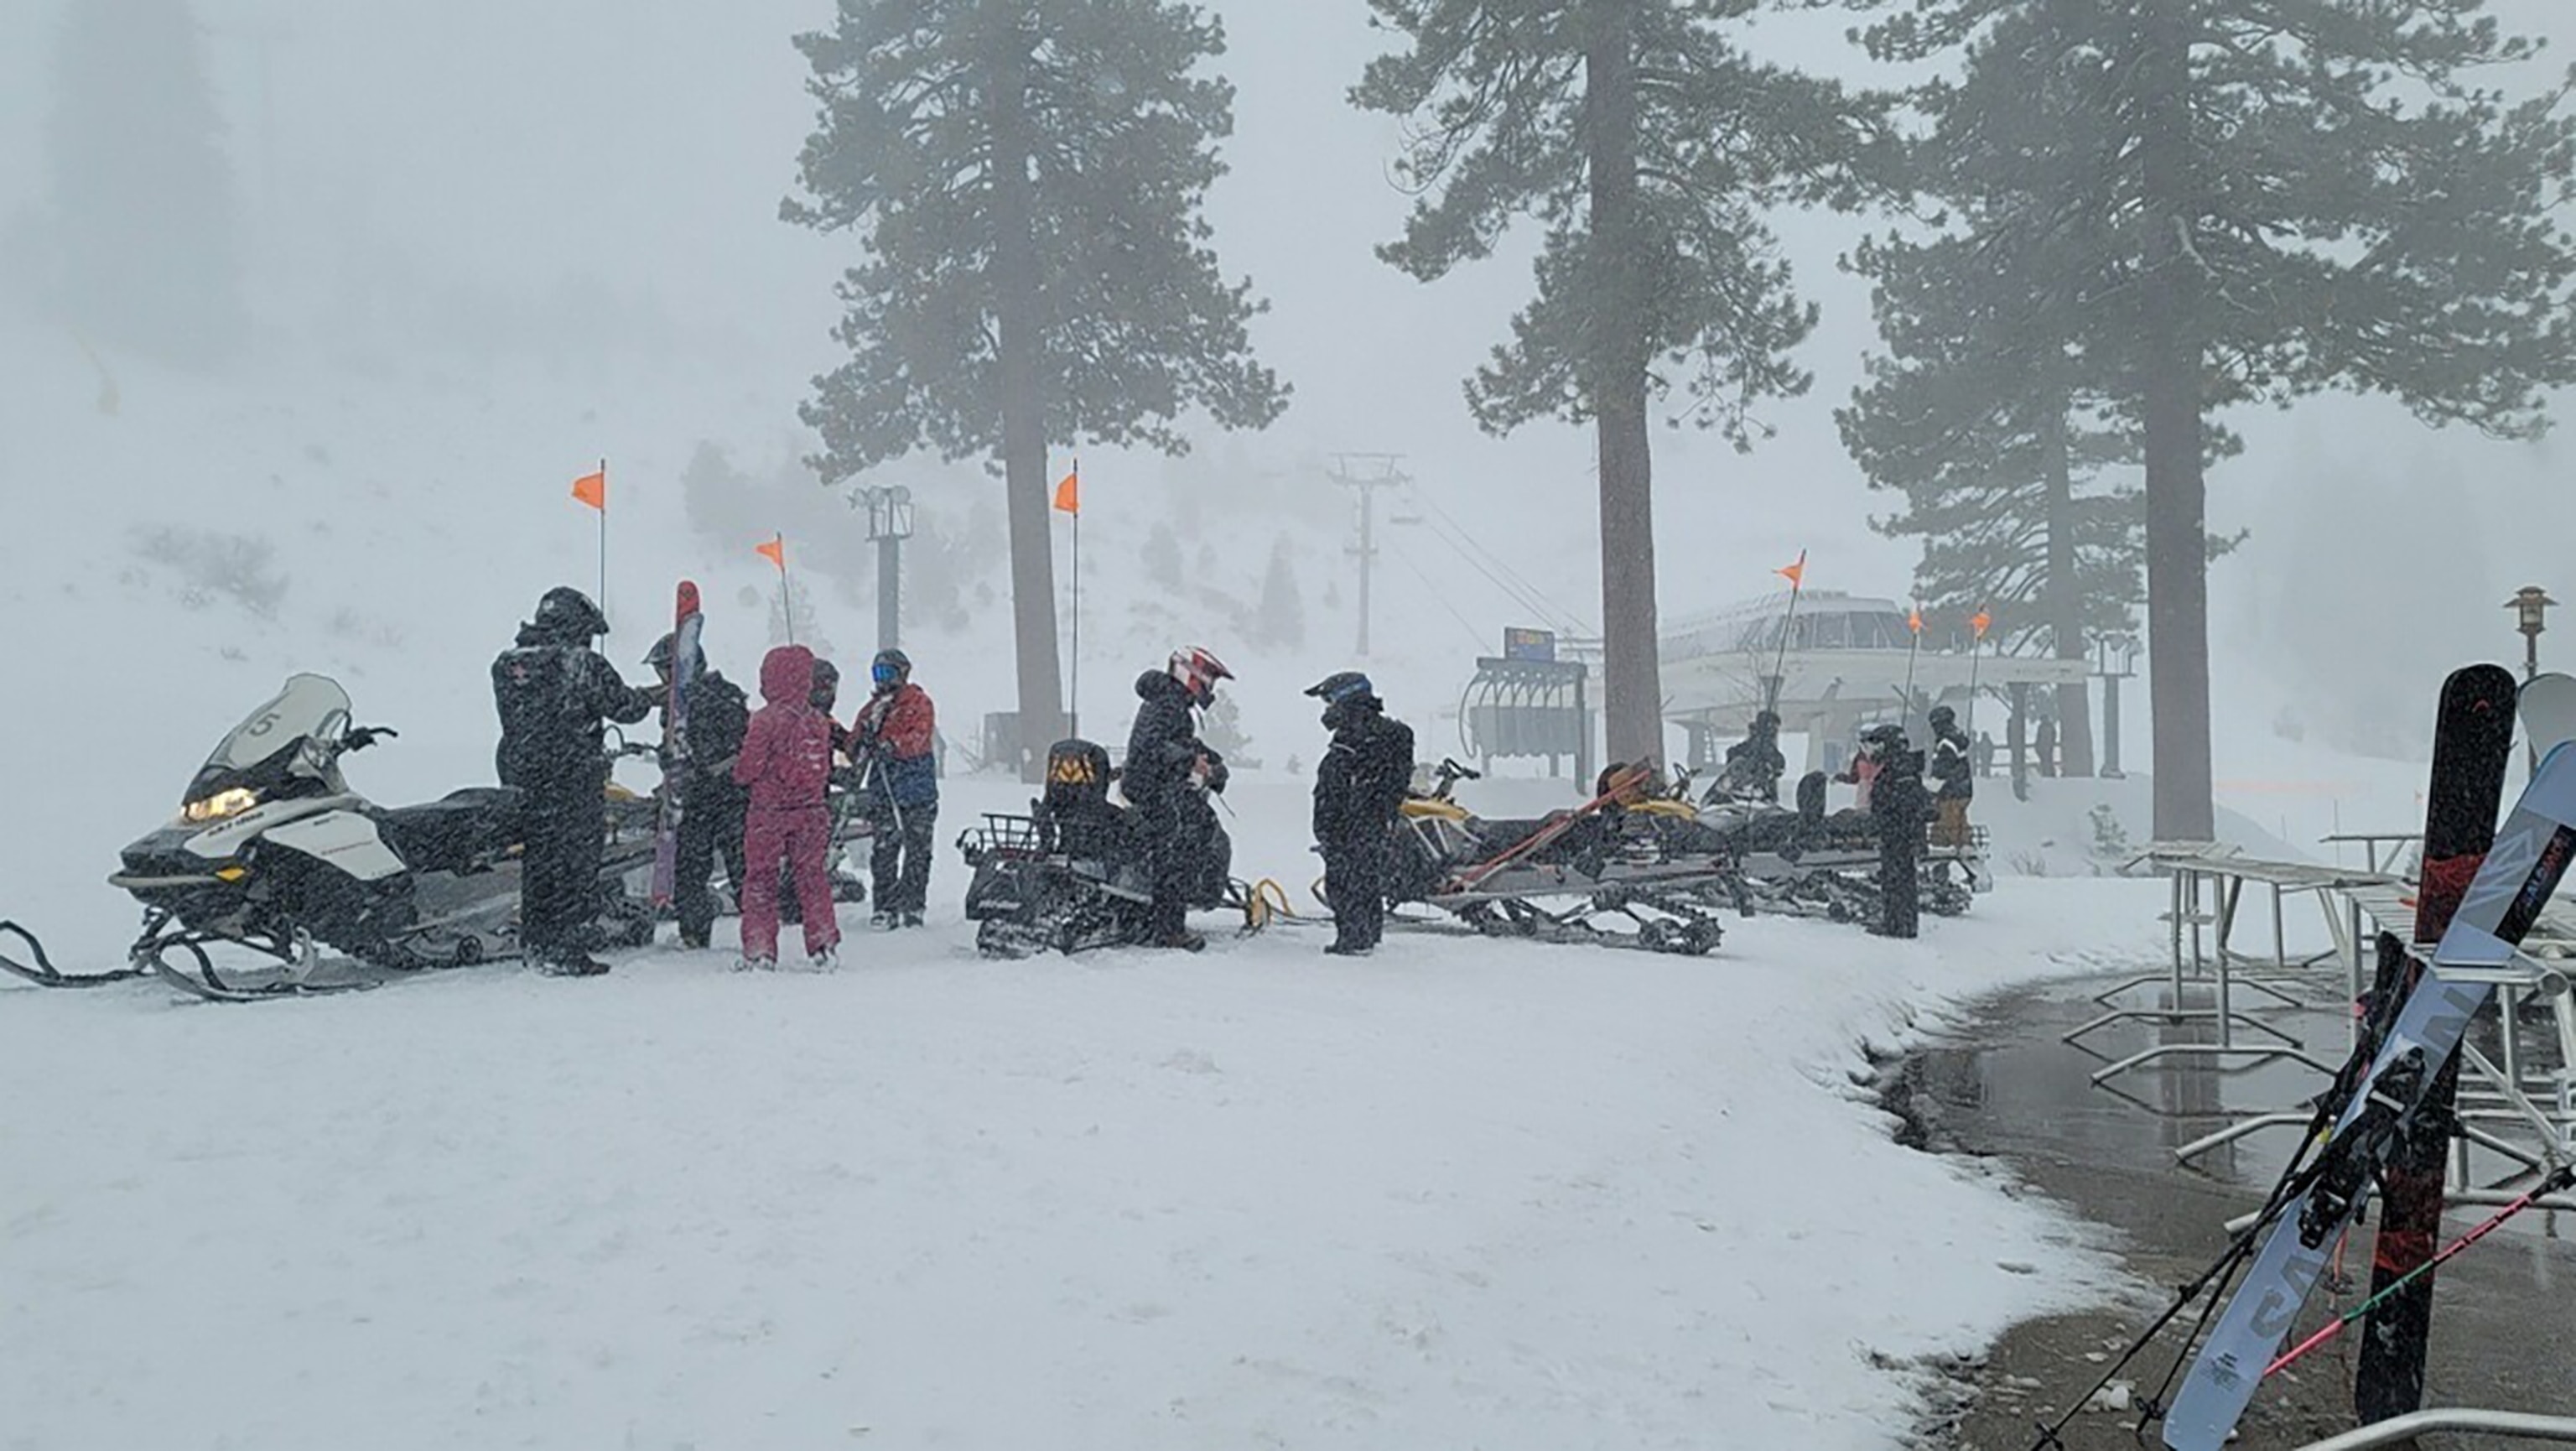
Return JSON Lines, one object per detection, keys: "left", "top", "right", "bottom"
{"left": 2041, "top": 398, "right": 2097, "bottom": 778}
{"left": 1585, "top": 0, "right": 1665, "bottom": 767}
{"left": 2137, "top": 0, "right": 2214, "bottom": 839}
{"left": 990, "top": 27, "right": 1066, "bottom": 781}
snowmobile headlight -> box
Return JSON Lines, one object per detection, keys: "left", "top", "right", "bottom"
{"left": 181, "top": 788, "right": 260, "bottom": 824}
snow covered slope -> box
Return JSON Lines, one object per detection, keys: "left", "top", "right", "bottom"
{"left": 3, "top": 770, "right": 2150, "bottom": 1450}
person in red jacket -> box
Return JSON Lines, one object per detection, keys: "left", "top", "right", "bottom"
{"left": 850, "top": 647, "right": 939, "bottom": 928}
{"left": 730, "top": 644, "right": 840, "bottom": 970}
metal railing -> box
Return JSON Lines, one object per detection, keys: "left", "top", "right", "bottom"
{"left": 2292, "top": 1410, "right": 2576, "bottom": 1449}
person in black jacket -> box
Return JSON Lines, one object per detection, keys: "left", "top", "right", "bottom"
{"left": 1862, "top": 725, "right": 1930, "bottom": 939}
{"left": 648, "top": 631, "right": 751, "bottom": 951}
{"left": 491, "top": 587, "right": 656, "bottom": 975}
{"left": 1720, "top": 710, "right": 1787, "bottom": 803}
{"left": 1124, "top": 646, "right": 1233, "bottom": 951}
{"left": 1308, "top": 671, "right": 1415, "bottom": 956}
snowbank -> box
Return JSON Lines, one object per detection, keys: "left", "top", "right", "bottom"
{"left": 3, "top": 772, "right": 2155, "bottom": 1450}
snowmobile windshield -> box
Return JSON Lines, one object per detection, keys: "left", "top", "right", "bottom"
{"left": 184, "top": 674, "right": 354, "bottom": 808}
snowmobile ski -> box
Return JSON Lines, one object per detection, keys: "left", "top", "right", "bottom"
{"left": 2163, "top": 728, "right": 2576, "bottom": 1450}
{"left": 0, "top": 919, "right": 148, "bottom": 988}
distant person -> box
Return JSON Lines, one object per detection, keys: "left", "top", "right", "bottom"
{"left": 1721, "top": 710, "right": 1787, "bottom": 803}
{"left": 780, "top": 655, "right": 848, "bottom": 930}
{"left": 731, "top": 644, "right": 840, "bottom": 971}
{"left": 1864, "top": 726, "right": 1929, "bottom": 939}
{"left": 1926, "top": 705, "right": 1975, "bottom": 848}
{"left": 647, "top": 631, "right": 750, "bottom": 952}
{"left": 2035, "top": 713, "right": 2060, "bottom": 778}
{"left": 1836, "top": 731, "right": 1885, "bottom": 812}
{"left": 1974, "top": 731, "right": 1997, "bottom": 778}
{"left": 1125, "top": 646, "right": 1234, "bottom": 951}
{"left": 491, "top": 586, "right": 655, "bottom": 977}
{"left": 851, "top": 648, "right": 940, "bottom": 929}
{"left": 1307, "top": 671, "right": 1414, "bottom": 956}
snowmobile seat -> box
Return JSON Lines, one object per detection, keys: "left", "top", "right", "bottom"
{"left": 377, "top": 787, "right": 526, "bottom": 873}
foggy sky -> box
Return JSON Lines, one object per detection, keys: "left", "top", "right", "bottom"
{"left": 7, "top": 0, "right": 2576, "bottom": 752}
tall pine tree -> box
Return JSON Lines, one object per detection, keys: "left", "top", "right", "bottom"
{"left": 1841, "top": 3, "right": 2162, "bottom": 778}
{"left": 786, "top": 0, "right": 1288, "bottom": 778}
{"left": 1354, "top": 0, "right": 1891, "bottom": 765}
{"left": 1862, "top": 0, "right": 2576, "bottom": 838}
{"left": 45, "top": 0, "right": 243, "bottom": 367}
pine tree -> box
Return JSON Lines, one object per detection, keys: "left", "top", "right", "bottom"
{"left": 1354, "top": 0, "right": 1892, "bottom": 764}
{"left": 44, "top": 0, "right": 243, "bottom": 366}
{"left": 1861, "top": 0, "right": 2576, "bottom": 838}
{"left": 1840, "top": 4, "right": 2174, "bottom": 778}
{"left": 787, "top": 0, "right": 1288, "bottom": 779}
{"left": 1253, "top": 533, "right": 1304, "bottom": 648}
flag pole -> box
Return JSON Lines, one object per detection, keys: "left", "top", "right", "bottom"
{"left": 1767, "top": 549, "right": 1807, "bottom": 715}
{"left": 780, "top": 536, "right": 795, "bottom": 646}
{"left": 1069, "top": 458, "right": 1081, "bottom": 741}
{"left": 1966, "top": 606, "right": 1993, "bottom": 741}
{"left": 596, "top": 457, "right": 608, "bottom": 633}
{"left": 1902, "top": 603, "right": 1923, "bottom": 738}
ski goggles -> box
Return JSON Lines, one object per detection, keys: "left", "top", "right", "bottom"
{"left": 871, "top": 661, "right": 904, "bottom": 687}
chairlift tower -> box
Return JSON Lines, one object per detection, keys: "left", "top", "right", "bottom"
{"left": 1330, "top": 454, "right": 1410, "bottom": 658}
{"left": 852, "top": 485, "right": 915, "bottom": 654}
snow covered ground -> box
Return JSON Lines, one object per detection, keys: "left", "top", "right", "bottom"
{"left": 3, "top": 772, "right": 2157, "bottom": 1451}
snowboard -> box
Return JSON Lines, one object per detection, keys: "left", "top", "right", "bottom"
{"left": 649, "top": 581, "right": 704, "bottom": 909}
{"left": 2163, "top": 720, "right": 2576, "bottom": 1450}
{"left": 2352, "top": 668, "right": 2570, "bottom": 1422}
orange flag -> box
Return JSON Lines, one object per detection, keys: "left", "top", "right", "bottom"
{"left": 1775, "top": 550, "right": 1806, "bottom": 588}
{"left": 1971, "top": 606, "right": 1992, "bottom": 640}
{"left": 571, "top": 468, "right": 606, "bottom": 511}
{"left": 1908, "top": 605, "right": 1924, "bottom": 635}
{"left": 1052, "top": 465, "right": 1079, "bottom": 515}
{"left": 756, "top": 534, "right": 787, "bottom": 571}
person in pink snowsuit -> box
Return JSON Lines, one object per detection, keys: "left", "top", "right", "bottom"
{"left": 731, "top": 644, "right": 841, "bottom": 969}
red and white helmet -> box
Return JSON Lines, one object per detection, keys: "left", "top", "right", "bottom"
{"left": 1168, "top": 645, "right": 1233, "bottom": 708}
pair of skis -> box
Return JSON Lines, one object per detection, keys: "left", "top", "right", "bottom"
{"left": 649, "top": 582, "right": 704, "bottom": 911}
{"left": 2159, "top": 666, "right": 2576, "bottom": 1449}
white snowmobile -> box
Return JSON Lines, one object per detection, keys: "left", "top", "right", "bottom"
{"left": 103, "top": 673, "right": 657, "bottom": 1001}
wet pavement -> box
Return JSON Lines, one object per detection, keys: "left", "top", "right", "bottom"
{"left": 1897, "top": 975, "right": 2576, "bottom": 1450}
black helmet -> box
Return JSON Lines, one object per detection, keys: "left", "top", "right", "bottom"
{"left": 532, "top": 586, "right": 608, "bottom": 641}
{"left": 1928, "top": 704, "right": 1957, "bottom": 730}
{"left": 812, "top": 658, "right": 842, "bottom": 707}
{"left": 1304, "top": 670, "right": 1374, "bottom": 705}
{"left": 870, "top": 648, "right": 911, "bottom": 691}
{"left": 1753, "top": 710, "right": 1780, "bottom": 731}
{"left": 644, "top": 632, "right": 678, "bottom": 672}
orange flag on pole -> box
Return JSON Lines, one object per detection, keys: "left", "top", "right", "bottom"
{"left": 571, "top": 467, "right": 606, "bottom": 511}
{"left": 1971, "top": 606, "right": 1993, "bottom": 640}
{"left": 1909, "top": 604, "right": 1924, "bottom": 635}
{"left": 756, "top": 534, "right": 787, "bottom": 571}
{"left": 1776, "top": 550, "right": 1806, "bottom": 588}
{"left": 1052, "top": 463, "right": 1080, "bottom": 515}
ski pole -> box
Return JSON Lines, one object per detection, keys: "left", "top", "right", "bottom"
{"left": 2262, "top": 1164, "right": 2576, "bottom": 1381}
